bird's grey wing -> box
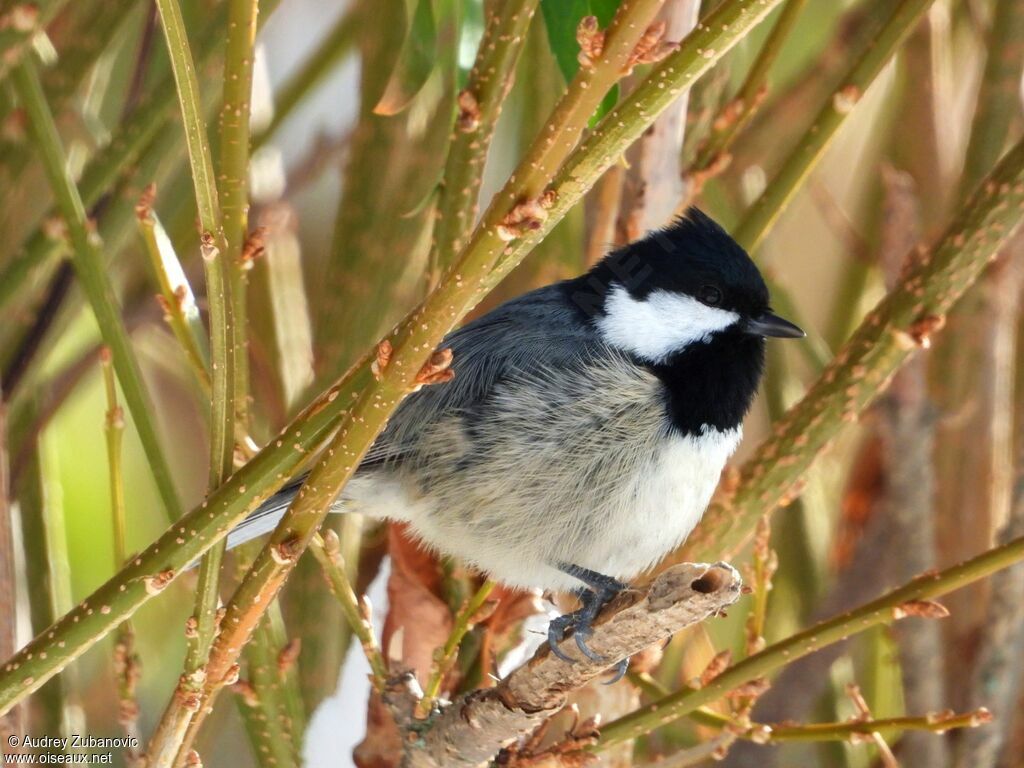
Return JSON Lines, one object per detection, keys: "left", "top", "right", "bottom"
{"left": 222, "top": 282, "right": 603, "bottom": 552}
{"left": 362, "top": 282, "right": 604, "bottom": 467}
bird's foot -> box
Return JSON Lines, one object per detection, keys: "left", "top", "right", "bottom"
{"left": 570, "top": 620, "right": 604, "bottom": 662}
{"left": 547, "top": 609, "right": 582, "bottom": 663}
{"left": 547, "top": 601, "right": 608, "bottom": 663}
{"left": 546, "top": 565, "right": 631, "bottom": 681}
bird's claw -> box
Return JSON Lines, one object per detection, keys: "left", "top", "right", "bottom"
{"left": 573, "top": 626, "right": 606, "bottom": 662}
{"left": 547, "top": 612, "right": 579, "bottom": 663}
{"left": 547, "top": 610, "right": 607, "bottom": 662}
{"left": 546, "top": 565, "right": 631, "bottom": 681}
{"left": 547, "top": 612, "right": 629, "bottom": 683}
{"left": 603, "top": 657, "right": 629, "bottom": 685}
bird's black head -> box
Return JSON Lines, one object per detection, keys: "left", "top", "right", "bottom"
{"left": 569, "top": 207, "right": 803, "bottom": 364}
{"left": 566, "top": 208, "right": 803, "bottom": 433}
{"left": 611, "top": 208, "right": 770, "bottom": 314}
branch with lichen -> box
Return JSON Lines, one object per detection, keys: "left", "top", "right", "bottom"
{"left": 0, "top": 0, "right": 795, "bottom": 719}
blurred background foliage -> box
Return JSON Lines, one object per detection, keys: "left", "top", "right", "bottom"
{"left": 0, "top": 0, "right": 1022, "bottom": 766}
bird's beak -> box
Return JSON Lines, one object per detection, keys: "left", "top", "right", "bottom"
{"left": 744, "top": 311, "right": 805, "bottom": 339}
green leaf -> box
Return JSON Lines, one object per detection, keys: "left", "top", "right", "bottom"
{"left": 540, "top": 0, "right": 591, "bottom": 82}
{"left": 374, "top": 0, "right": 438, "bottom": 115}
{"left": 539, "top": 0, "right": 622, "bottom": 122}
{"left": 589, "top": 0, "right": 619, "bottom": 25}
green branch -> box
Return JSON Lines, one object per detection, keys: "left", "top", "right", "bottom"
{"left": 136, "top": 192, "right": 212, "bottom": 394}
{"left": 595, "top": 534, "right": 1024, "bottom": 747}
{"left": 154, "top": 0, "right": 223, "bottom": 245}
{"left": 688, "top": 0, "right": 809, "bottom": 191}
{"left": 0, "top": 0, "right": 281, "bottom": 319}
{"left": 766, "top": 710, "right": 992, "bottom": 743}
{"left": 101, "top": 350, "right": 128, "bottom": 569}
{"left": 11, "top": 401, "right": 76, "bottom": 739}
{"left": 218, "top": 0, "right": 260, "bottom": 432}
{"left": 960, "top": 0, "right": 1024, "bottom": 196}
{"left": 0, "top": 4, "right": 228, "bottom": 315}
{"left": 419, "top": 580, "right": 496, "bottom": 715}
{"left": 732, "top": 0, "right": 935, "bottom": 253}
{"left": 10, "top": 59, "right": 183, "bottom": 521}
{"left": 101, "top": 350, "right": 142, "bottom": 750}
{"left": 309, "top": 533, "right": 388, "bottom": 686}
{"left": 489, "top": 0, "right": 788, "bottom": 287}
{"left": 0, "top": 357, "right": 344, "bottom": 715}
{"left": 0, "top": 0, "right": 140, "bottom": 220}
{"left": 0, "top": 0, "right": 805, "bottom": 716}
{"left": 427, "top": 0, "right": 539, "bottom": 284}
{"left": 462, "top": 0, "right": 669, "bottom": 273}
{"left": 235, "top": 612, "right": 302, "bottom": 768}
{"left": 147, "top": 0, "right": 237, "bottom": 759}
{"left": 626, "top": 672, "right": 988, "bottom": 745}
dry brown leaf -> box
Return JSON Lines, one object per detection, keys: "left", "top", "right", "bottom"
{"left": 383, "top": 524, "right": 453, "bottom": 686}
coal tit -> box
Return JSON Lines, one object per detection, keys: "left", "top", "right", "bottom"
{"left": 229, "top": 208, "right": 804, "bottom": 676}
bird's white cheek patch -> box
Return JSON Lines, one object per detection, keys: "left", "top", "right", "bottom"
{"left": 597, "top": 285, "right": 740, "bottom": 363}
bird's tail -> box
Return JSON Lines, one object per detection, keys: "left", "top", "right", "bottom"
{"left": 225, "top": 478, "right": 307, "bottom": 551}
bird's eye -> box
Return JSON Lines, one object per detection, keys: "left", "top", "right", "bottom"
{"left": 698, "top": 285, "right": 722, "bottom": 306}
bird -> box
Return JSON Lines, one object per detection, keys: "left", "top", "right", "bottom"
{"left": 226, "top": 207, "right": 804, "bottom": 680}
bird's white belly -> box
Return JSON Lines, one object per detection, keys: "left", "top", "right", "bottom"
{"left": 338, "top": 352, "right": 743, "bottom": 594}
{"left": 582, "top": 426, "right": 741, "bottom": 583}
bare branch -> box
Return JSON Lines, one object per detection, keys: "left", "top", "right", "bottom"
{"left": 389, "top": 562, "right": 741, "bottom": 768}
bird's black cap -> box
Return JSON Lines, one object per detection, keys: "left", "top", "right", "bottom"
{"left": 601, "top": 207, "right": 770, "bottom": 317}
